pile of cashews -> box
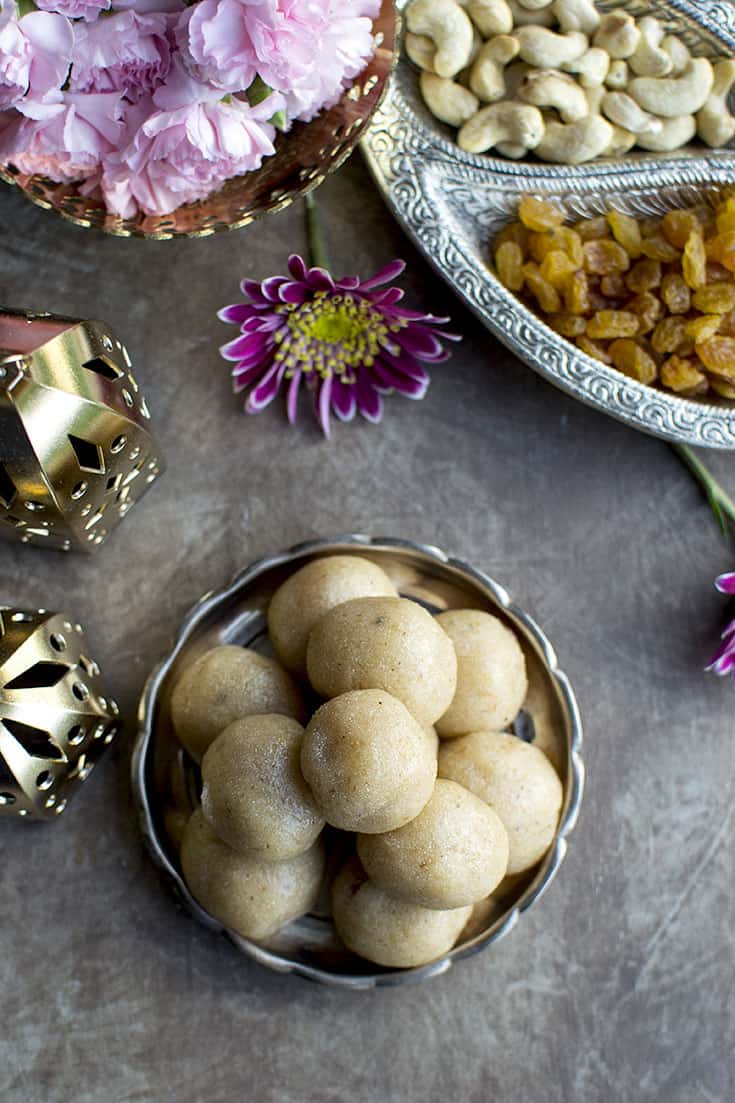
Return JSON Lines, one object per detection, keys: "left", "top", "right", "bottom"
{"left": 404, "top": 0, "right": 735, "bottom": 163}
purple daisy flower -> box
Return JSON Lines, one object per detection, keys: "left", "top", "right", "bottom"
{"left": 218, "top": 254, "right": 459, "bottom": 436}
{"left": 707, "top": 572, "right": 735, "bottom": 679}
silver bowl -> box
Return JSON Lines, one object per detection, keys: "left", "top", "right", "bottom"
{"left": 362, "top": 0, "right": 735, "bottom": 448}
{"left": 132, "top": 535, "right": 584, "bottom": 988}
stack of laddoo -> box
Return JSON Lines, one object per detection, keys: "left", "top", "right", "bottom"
{"left": 173, "top": 554, "right": 563, "bottom": 968}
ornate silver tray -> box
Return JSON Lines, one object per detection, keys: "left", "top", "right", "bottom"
{"left": 132, "top": 535, "right": 584, "bottom": 988}
{"left": 362, "top": 0, "right": 735, "bottom": 448}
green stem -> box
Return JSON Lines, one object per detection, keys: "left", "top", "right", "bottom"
{"left": 304, "top": 192, "right": 330, "bottom": 271}
{"left": 673, "top": 443, "right": 735, "bottom": 537}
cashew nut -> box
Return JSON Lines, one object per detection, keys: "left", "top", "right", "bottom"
{"left": 405, "top": 33, "right": 436, "bottom": 72}
{"left": 495, "top": 141, "right": 529, "bottom": 157}
{"left": 406, "top": 0, "right": 475, "bottom": 78}
{"left": 593, "top": 11, "right": 640, "bottom": 60}
{"left": 697, "top": 59, "right": 735, "bottom": 148}
{"left": 503, "top": 60, "right": 532, "bottom": 98}
{"left": 535, "top": 114, "right": 613, "bottom": 162}
{"left": 516, "top": 26, "right": 588, "bottom": 68}
{"left": 420, "top": 71, "right": 480, "bottom": 125}
{"left": 661, "top": 35, "right": 689, "bottom": 78}
{"left": 601, "top": 90, "right": 663, "bottom": 135}
{"left": 604, "top": 59, "right": 628, "bottom": 89}
{"left": 469, "top": 35, "right": 520, "bottom": 102}
{"left": 604, "top": 125, "right": 636, "bottom": 156}
{"left": 628, "top": 58, "right": 715, "bottom": 118}
{"left": 461, "top": 0, "right": 513, "bottom": 37}
{"left": 520, "top": 68, "right": 588, "bottom": 122}
{"left": 457, "top": 100, "right": 545, "bottom": 153}
{"left": 636, "top": 114, "right": 696, "bottom": 151}
{"left": 583, "top": 84, "right": 603, "bottom": 115}
{"left": 629, "top": 17, "right": 672, "bottom": 78}
{"left": 508, "top": 0, "right": 554, "bottom": 26}
{"left": 515, "top": 0, "right": 553, "bottom": 9}
{"left": 561, "top": 47, "right": 610, "bottom": 87}
{"left": 552, "top": 0, "right": 599, "bottom": 36}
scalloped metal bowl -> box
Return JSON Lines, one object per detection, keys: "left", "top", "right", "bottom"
{"left": 362, "top": 0, "right": 735, "bottom": 448}
{"left": 0, "top": 0, "right": 397, "bottom": 240}
{"left": 132, "top": 535, "right": 584, "bottom": 988}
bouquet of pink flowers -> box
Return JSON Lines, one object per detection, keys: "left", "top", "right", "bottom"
{"left": 0, "top": 0, "right": 379, "bottom": 217}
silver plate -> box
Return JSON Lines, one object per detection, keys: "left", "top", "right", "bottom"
{"left": 362, "top": 0, "right": 735, "bottom": 448}
{"left": 132, "top": 535, "right": 584, "bottom": 988}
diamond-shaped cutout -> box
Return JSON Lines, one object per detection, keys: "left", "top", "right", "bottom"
{"left": 4, "top": 661, "right": 69, "bottom": 690}
{"left": 82, "top": 356, "right": 122, "bottom": 381}
{"left": 0, "top": 462, "right": 17, "bottom": 510}
{"left": 2, "top": 719, "right": 64, "bottom": 760}
{"left": 68, "top": 434, "right": 105, "bottom": 475}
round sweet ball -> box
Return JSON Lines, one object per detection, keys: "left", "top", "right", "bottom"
{"left": 301, "top": 690, "right": 437, "bottom": 833}
{"left": 439, "top": 731, "right": 562, "bottom": 875}
{"left": 357, "top": 778, "right": 509, "bottom": 910}
{"left": 201, "top": 714, "right": 325, "bottom": 860}
{"left": 180, "top": 809, "right": 325, "bottom": 941}
{"left": 268, "top": 555, "right": 397, "bottom": 676}
{"left": 332, "top": 857, "right": 471, "bottom": 968}
{"left": 435, "top": 610, "right": 528, "bottom": 738}
{"left": 170, "top": 645, "right": 303, "bottom": 761}
{"left": 306, "top": 596, "right": 457, "bottom": 727}
{"left": 424, "top": 725, "right": 440, "bottom": 756}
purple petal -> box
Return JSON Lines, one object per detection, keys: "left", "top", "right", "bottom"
{"left": 306, "top": 267, "right": 336, "bottom": 293}
{"left": 246, "top": 362, "right": 285, "bottom": 412}
{"left": 336, "top": 276, "right": 361, "bottom": 291}
{"left": 218, "top": 302, "right": 256, "bottom": 325}
{"left": 240, "top": 278, "right": 271, "bottom": 304}
{"left": 356, "top": 378, "right": 383, "bottom": 423}
{"left": 288, "top": 255, "right": 308, "bottom": 281}
{"left": 359, "top": 259, "right": 406, "bottom": 290}
{"left": 279, "top": 281, "right": 311, "bottom": 305}
{"left": 317, "top": 374, "right": 333, "bottom": 438}
{"left": 367, "top": 286, "right": 404, "bottom": 307}
{"left": 371, "top": 358, "right": 429, "bottom": 399}
{"left": 232, "top": 360, "right": 271, "bottom": 393}
{"left": 219, "top": 331, "right": 273, "bottom": 363}
{"left": 261, "top": 276, "right": 289, "bottom": 302}
{"left": 379, "top": 344, "right": 435, "bottom": 383}
{"left": 707, "top": 636, "right": 735, "bottom": 674}
{"left": 331, "top": 378, "right": 357, "bottom": 422}
{"left": 395, "top": 326, "right": 448, "bottom": 362}
{"left": 286, "top": 370, "right": 302, "bottom": 424}
{"left": 715, "top": 572, "right": 735, "bottom": 594}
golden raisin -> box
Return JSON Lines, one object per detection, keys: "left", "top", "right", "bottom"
{"left": 627, "top": 291, "right": 662, "bottom": 335}
{"left": 545, "top": 313, "right": 587, "bottom": 337}
{"left": 518, "top": 196, "right": 564, "bottom": 232}
{"left": 706, "top": 262, "right": 731, "bottom": 282}
{"left": 682, "top": 230, "right": 707, "bottom": 288}
{"left": 695, "top": 336, "right": 735, "bottom": 379}
{"left": 718, "top": 309, "right": 735, "bottom": 336}
{"left": 495, "top": 241, "right": 524, "bottom": 291}
{"left": 660, "top": 356, "right": 708, "bottom": 394}
{"left": 575, "top": 216, "right": 611, "bottom": 242}
{"left": 640, "top": 234, "right": 680, "bottom": 263}
{"left": 640, "top": 216, "right": 663, "bottom": 238}
{"left": 564, "top": 270, "right": 590, "bottom": 314}
{"left": 710, "top": 377, "right": 735, "bottom": 398}
{"left": 576, "top": 335, "right": 612, "bottom": 363}
{"left": 522, "top": 262, "right": 561, "bottom": 312}
{"left": 607, "top": 210, "right": 642, "bottom": 258}
{"left": 686, "top": 315, "right": 722, "bottom": 342}
{"left": 527, "top": 232, "right": 554, "bottom": 264}
{"left": 600, "top": 274, "right": 627, "bottom": 298}
{"left": 583, "top": 239, "right": 630, "bottom": 275}
{"left": 553, "top": 227, "right": 584, "bottom": 268}
{"left": 716, "top": 195, "right": 735, "bottom": 234}
{"left": 707, "top": 231, "right": 735, "bottom": 272}
{"left": 660, "top": 273, "right": 690, "bottom": 314}
{"left": 692, "top": 282, "right": 735, "bottom": 313}
{"left": 494, "top": 221, "right": 528, "bottom": 252}
{"left": 625, "top": 259, "right": 661, "bottom": 293}
{"left": 587, "top": 310, "right": 639, "bottom": 339}
{"left": 651, "top": 316, "right": 687, "bottom": 355}
{"left": 609, "top": 339, "right": 658, "bottom": 384}
{"left": 540, "top": 249, "right": 577, "bottom": 290}
{"left": 661, "top": 209, "right": 699, "bottom": 249}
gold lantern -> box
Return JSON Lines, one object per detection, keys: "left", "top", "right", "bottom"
{"left": 0, "top": 308, "right": 164, "bottom": 553}
{"left": 0, "top": 608, "right": 120, "bottom": 819}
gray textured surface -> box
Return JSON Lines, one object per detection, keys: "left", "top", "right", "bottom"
{"left": 1, "top": 155, "right": 734, "bottom": 1103}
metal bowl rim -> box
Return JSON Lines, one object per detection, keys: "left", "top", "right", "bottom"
{"left": 132, "top": 533, "right": 584, "bottom": 989}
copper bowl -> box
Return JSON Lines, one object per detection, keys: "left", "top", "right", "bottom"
{"left": 0, "top": 0, "right": 397, "bottom": 240}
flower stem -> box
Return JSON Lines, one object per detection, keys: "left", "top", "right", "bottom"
{"left": 304, "top": 192, "right": 330, "bottom": 271}
{"left": 672, "top": 443, "right": 735, "bottom": 537}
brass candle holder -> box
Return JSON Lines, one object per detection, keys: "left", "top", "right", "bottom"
{"left": 0, "top": 608, "right": 120, "bottom": 819}
{"left": 0, "top": 308, "right": 163, "bottom": 553}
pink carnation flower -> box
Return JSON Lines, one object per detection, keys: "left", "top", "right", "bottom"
{"left": 98, "top": 62, "right": 278, "bottom": 217}
{"left": 0, "top": 91, "right": 124, "bottom": 182}
{"left": 112, "top": 0, "right": 184, "bottom": 10}
{"left": 35, "top": 0, "right": 110, "bottom": 22}
{"left": 180, "top": 0, "right": 378, "bottom": 117}
{"left": 70, "top": 10, "right": 172, "bottom": 100}
{"left": 0, "top": 10, "right": 73, "bottom": 109}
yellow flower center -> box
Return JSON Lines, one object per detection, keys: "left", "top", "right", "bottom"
{"left": 274, "top": 292, "right": 402, "bottom": 383}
